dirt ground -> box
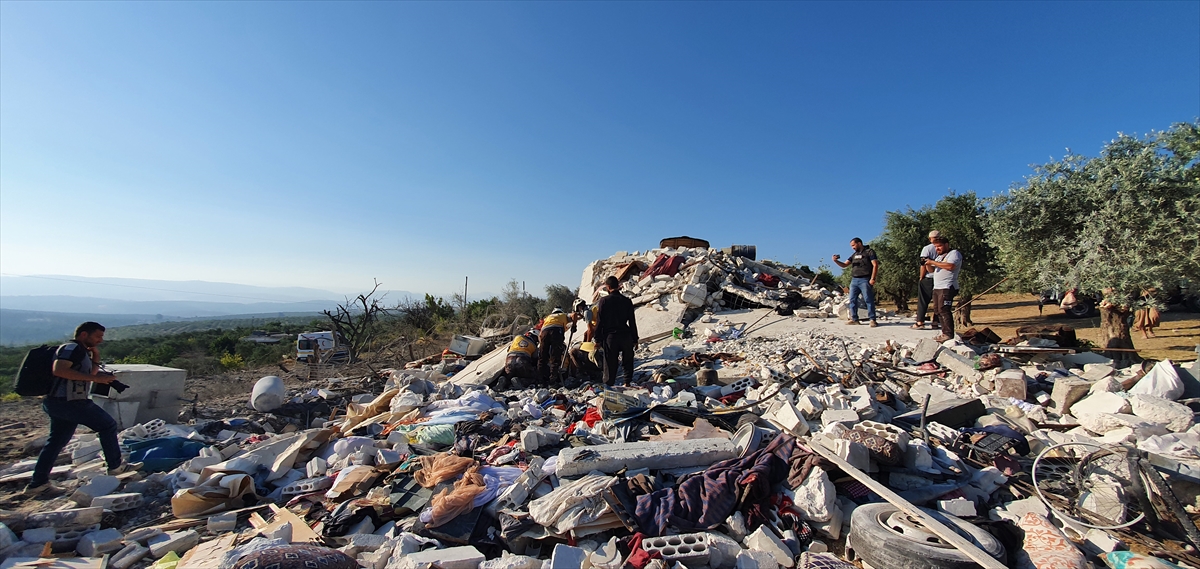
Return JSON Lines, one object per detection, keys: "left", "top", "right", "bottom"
{"left": 967, "top": 292, "right": 1200, "bottom": 363}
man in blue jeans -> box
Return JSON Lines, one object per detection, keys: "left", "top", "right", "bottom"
{"left": 25, "top": 322, "right": 140, "bottom": 495}
{"left": 833, "top": 238, "right": 880, "bottom": 327}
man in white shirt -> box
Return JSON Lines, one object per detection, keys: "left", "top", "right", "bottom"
{"left": 924, "top": 238, "right": 963, "bottom": 342}
{"left": 913, "top": 230, "right": 941, "bottom": 329}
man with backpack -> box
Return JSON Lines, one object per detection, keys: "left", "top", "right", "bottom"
{"left": 26, "top": 322, "right": 139, "bottom": 495}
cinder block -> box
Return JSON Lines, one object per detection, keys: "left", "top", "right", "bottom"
{"left": 640, "top": 532, "right": 710, "bottom": 565}
{"left": 72, "top": 475, "right": 121, "bottom": 506}
{"left": 91, "top": 492, "right": 144, "bottom": 512}
{"left": 22, "top": 527, "right": 56, "bottom": 544}
{"left": 77, "top": 527, "right": 124, "bottom": 557}
{"left": 280, "top": 476, "right": 333, "bottom": 497}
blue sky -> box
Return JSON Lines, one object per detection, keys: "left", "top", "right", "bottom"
{"left": 2, "top": 1, "right": 1197, "bottom": 301}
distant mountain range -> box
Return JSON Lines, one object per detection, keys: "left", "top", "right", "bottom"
{"left": 0, "top": 275, "right": 418, "bottom": 346}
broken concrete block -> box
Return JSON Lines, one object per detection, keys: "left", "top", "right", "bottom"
{"left": 307, "top": 457, "right": 328, "bottom": 477}
{"left": 1069, "top": 392, "right": 1131, "bottom": 417}
{"left": 792, "top": 467, "right": 835, "bottom": 523}
{"left": 1078, "top": 413, "right": 1170, "bottom": 438}
{"left": 912, "top": 338, "right": 942, "bottom": 364}
{"left": 820, "top": 409, "right": 859, "bottom": 428}
{"left": 77, "top": 527, "right": 124, "bottom": 557}
{"left": 401, "top": 546, "right": 485, "bottom": 569}
{"left": 1083, "top": 528, "right": 1123, "bottom": 554}
{"left": 557, "top": 439, "right": 736, "bottom": 478}
{"left": 110, "top": 543, "right": 150, "bottom": 569}
{"left": 795, "top": 392, "right": 824, "bottom": 419}
{"left": 551, "top": 544, "right": 588, "bottom": 569}
{"left": 71, "top": 475, "right": 121, "bottom": 506}
{"left": 22, "top": 526, "right": 57, "bottom": 544}
{"left": 767, "top": 401, "right": 809, "bottom": 436}
{"left": 909, "top": 379, "right": 957, "bottom": 405}
{"left": 936, "top": 498, "right": 976, "bottom": 517}
{"left": 148, "top": 530, "right": 199, "bottom": 559}
{"left": 994, "top": 369, "right": 1027, "bottom": 400}
{"left": 1051, "top": 377, "right": 1093, "bottom": 413}
{"left": 744, "top": 526, "right": 794, "bottom": 568}
{"left": 207, "top": 511, "right": 238, "bottom": 533}
{"left": 124, "top": 527, "right": 164, "bottom": 545}
{"left": 1129, "top": 394, "right": 1194, "bottom": 432}
{"left": 936, "top": 350, "right": 982, "bottom": 383}
{"left": 641, "top": 533, "right": 710, "bottom": 565}
{"left": 1081, "top": 364, "right": 1115, "bottom": 381}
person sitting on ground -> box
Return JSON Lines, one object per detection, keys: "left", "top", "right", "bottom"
{"left": 26, "top": 322, "right": 141, "bottom": 495}
{"left": 537, "top": 307, "right": 571, "bottom": 384}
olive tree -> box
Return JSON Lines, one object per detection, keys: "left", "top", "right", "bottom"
{"left": 988, "top": 122, "right": 1200, "bottom": 362}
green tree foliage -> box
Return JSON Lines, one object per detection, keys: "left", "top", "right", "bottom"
{"left": 540, "top": 284, "right": 578, "bottom": 316}
{"left": 500, "top": 279, "right": 543, "bottom": 321}
{"left": 869, "top": 192, "right": 997, "bottom": 316}
{"left": 988, "top": 121, "right": 1200, "bottom": 356}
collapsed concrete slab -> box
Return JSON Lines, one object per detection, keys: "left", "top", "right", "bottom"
{"left": 556, "top": 439, "right": 737, "bottom": 478}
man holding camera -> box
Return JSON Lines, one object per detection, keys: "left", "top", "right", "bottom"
{"left": 26, "top": 322, "right": 139, "bottom": 495}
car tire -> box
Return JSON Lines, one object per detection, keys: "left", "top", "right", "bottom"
{"left": 847, "top": 503, "right": 1006, "bottom": 569}
{"left": 1064, "top": 299, "right": 1095, "bottom": 318}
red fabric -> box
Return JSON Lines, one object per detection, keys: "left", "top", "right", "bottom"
{"left": 756, "top": 274, "right": 780, "bottom": 288}
{"left": 718, "top": 392, "right": 744, "bottom": 405}
{"left": 622, "top": 533, "right": 661, "bottom": 569}
{"left": 642, "top": 254, "right": 684, "bottom": 278}
{"left": 583, "top": 407, "right": 603, "bottom": 427}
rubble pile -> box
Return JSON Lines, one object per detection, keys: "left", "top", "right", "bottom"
{"left": 1, "top": 247, "right": 1198, "bottom": 569}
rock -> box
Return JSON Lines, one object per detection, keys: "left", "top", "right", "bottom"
{"left": 744, "top": 526, "right": 794, "bottom": 568}
{"left": 1088, "top": 377, "right": 1124, "bottom": 394}
{"left": 911, "top": 338, "right": 941, "bottom": 364}
{"left": 1069, "top": 392, "right": 1131, "bottom": 417}
{"left": 1051, "top": 378, "right": 1093, "bottom": 414}
{"left": 1077, "top": 413, "right": 1169, "bottom": 438}
{"left": 936, "top": 350, "right": 982, "bottom": 383}
{"left": 792, "top": 467, "right": 835, "bottom": 523}
{"left": 1129, "top": 394, "right": 1195, "bottom": 432}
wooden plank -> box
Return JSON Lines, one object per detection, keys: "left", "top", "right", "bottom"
{"left": 808, "top": 438, "right": 1007, "bottom": 569}
{"left": 0, "top": 466, "right": 69, "bottom": 484}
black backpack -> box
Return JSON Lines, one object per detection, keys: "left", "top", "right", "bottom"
{"left": 14, "top": 341, "right": 83, "bottom": 397}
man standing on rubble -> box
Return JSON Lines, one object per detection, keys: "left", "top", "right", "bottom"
{"left": 26, "top": 322, "right": 140, "bottom": 495}
{"left": 925, "top": 237, "right": 963, "bottom": 342}
{"left": 594, "top": 276, "right": 639, "bottom": 385}
{"left": 833, "top": 237, "right": 879, "bottom": 327}
{"left": 913, "top": 230, "right": 941, "bottom": 329}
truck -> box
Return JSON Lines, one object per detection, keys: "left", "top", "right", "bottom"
{"left": 296, "top": 331, "right": 350, "bottom": 364}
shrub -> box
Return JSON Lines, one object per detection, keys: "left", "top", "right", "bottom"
{"left": 220, "top": 353, "right": 246, "bottom": 370}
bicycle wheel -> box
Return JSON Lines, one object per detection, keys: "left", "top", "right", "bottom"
{"left": 1032, "top": 442, "right": 1146, "bottom": 530}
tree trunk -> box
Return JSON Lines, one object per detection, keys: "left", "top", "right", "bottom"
{"left": 954, "top": 298, "right": 973, "bottom": 331}
{"left": 1098, "top": 304, "right": 1139, "bottom": 367}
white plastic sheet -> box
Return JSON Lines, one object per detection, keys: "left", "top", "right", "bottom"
{"left": 1129, "top": 359, "right": 1184, "bottom": 400}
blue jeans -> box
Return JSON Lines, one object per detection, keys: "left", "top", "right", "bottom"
{"left": 848, "top": 277, "right": 877, "bottom": 321}
{"left": 32, "top": 398, "right": 121, "bottom": 486}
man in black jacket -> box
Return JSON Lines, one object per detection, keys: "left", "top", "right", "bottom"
{"left": 593, "top": 276, "right": 639, "bottom": 385}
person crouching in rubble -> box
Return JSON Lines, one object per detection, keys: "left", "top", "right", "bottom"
{"left": 27, "top": 322, "right": 141, "bottom": 495}
{"left": 504, "top": 329, "right": 540, "bottom": 388}
{"left": 594, "top": 275, "right": 639, "bottom": 385}
{"left": 925, "top": 237, "right": 963, "bottom": 343}
{"left": 833, "top": 237, "right": 880, "bottom": 327}
{"left": 537, "top": 307, "right": 571, "bottom": 384}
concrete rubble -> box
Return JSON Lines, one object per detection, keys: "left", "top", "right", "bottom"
{"left": 1, "top": 244, "right": 1198, "bottom": 569}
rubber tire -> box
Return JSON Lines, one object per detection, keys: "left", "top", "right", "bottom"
{"left": 1064, "top": 299, "right": 1095, "bottom": 318}
{"left": 848, "top": 503, "right": 1006, "bottom": 569}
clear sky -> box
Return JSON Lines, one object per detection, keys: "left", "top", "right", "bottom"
{"left": 2, "top": 1, "right": 1197, "bottom": 300}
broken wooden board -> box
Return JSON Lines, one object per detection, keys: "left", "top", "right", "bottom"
{"left": 1, "top": 559, "right": 104, "bottom": 569}
{"left": 809, "top": 439, "right": 1007, "bottom": 569}
{"left": 177, "top": 533, "right": 237, "bottom": 569}
{"left": 247, "top": 504, "right": 321, "bottom": 544}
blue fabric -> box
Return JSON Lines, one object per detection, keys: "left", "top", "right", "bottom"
{"left": 127, "top": 436, "right": 206, "bottom": 472}
{"left": 33, "top": 398, "right": 121, "bottom": 486}
{"left": 848, "top": 277, "right": 877, "bottom": 321}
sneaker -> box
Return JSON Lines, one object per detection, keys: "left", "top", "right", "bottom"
{"left": 846, "top": 319, "right": 859, "bottom": 325}
{"left": 107, "top": 462, "right": 143, "bottom": 476}
{"left": 21, "top": 481, "right": 59, "bottom": 496}
{"left": 869, "top": 320, "right": 878, "bottom": 327}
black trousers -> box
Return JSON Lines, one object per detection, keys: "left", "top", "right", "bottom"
{"left": 602, "top": 333, "right": 635, "bottom": 384}
{"left": 916, "top": 277, "right": 935, "bottom": 323}
{"left": 538, "top": 327, "right": 565, "bottom": 383}
{"left": 934, "top": 287, "right": 958, "bottom": 338}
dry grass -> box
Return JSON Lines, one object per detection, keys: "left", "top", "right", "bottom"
{"left": 968, "top": 293, "right": 1200, "bottom": 362}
